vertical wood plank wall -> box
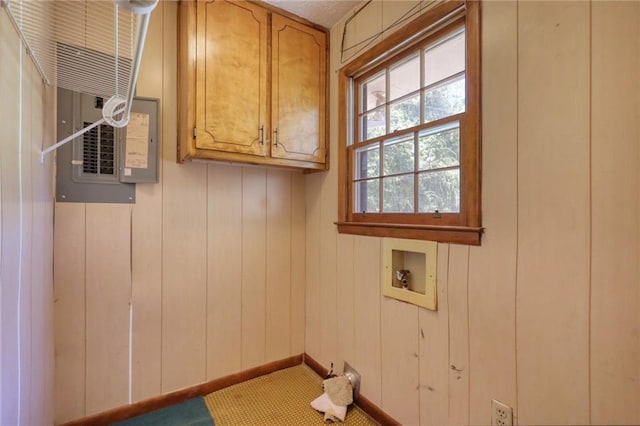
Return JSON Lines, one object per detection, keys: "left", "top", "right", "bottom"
{"left": 306, "top": 1, "right": 640, "bottom": 425}
{"left": 0, "top": 9, "right": 55, "bottom": 426}
{"left": 52, "top": 1, "right": 306, "bottom": 423}
{"left": 50, "top": 1, "right": 640, "bottom": 425}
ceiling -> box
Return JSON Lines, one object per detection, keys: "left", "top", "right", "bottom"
{"left": 264, "top": 0, "right": 361, "bottom": 29}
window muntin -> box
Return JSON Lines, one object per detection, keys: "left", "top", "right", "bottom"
{"left": 352, "top": 26, "right": 465, "bottom": 216}
{"left": 354, "top": 120, "right": 461, "bottom": 214}
{"left": 337, "top": 1, "right": 481, "bottom": 245}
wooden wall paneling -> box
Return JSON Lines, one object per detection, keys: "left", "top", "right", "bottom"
{"left": 290, "top": 173, "right": 306, "bottom": 354}
{"left": 19, "top": 54, "right": 33, "bottom": 426}
{"left": 130, "top": 0, "right": 165, "bottom": 400}
{"left": 382, "top": 1, "right": 421, "bottom": 36}
{"left": 30, "top": 66, "right": 54, "bottom": 426}
{"left": 319, "top": 175, "right": 338, "bottom": 368}
{"left": 305, "top": 174, "right": 322, "bottom": 359}
{"left": 447, "top": 244, "right": 469, "bottom": 426}
{"left": 265, "top": 169, "right": 292, "bottom": 362}
{"left": 207, "top": 164, "right": 242, "bottom": 379}
{"left": 161, "top": 157, "right": 207, "bottom": 393}
{"left": 318, "top": 21, "right": 341, "bottom": 369}
{"left": 130, "top": 0, "right": 164, "bottom": 402}
{"left": 137, "top": 1, "right": 164, "bottom": 97}
{"left": 161, "top": 0, "right": 208, "bottom": 394}
{"left": 380, "top": 298, "right": 420, "bottom": 425}
{"left": 590, "top": 2, "right": 640, "bottom": 423}
{"left": 45, "top": 85, "right": 56, "bottom": 425}
{"left": 0, "top": 18, "right": 21, "bottom": 425}
{"left": 354, "top": 1, "right": 382, "bottom": 55}
{"left": 516, "top": 2, "right": 591, "bottom": 424}
{"left": 353, "top": 236, "right": 382, "bottom": 405}
{"left": 419, "top": 243, "right": 450, "bottom": 426}
{"left": 0, "top": 21, "right": 3, "bottom": 422}
{"left": 467, "top": 1, "right": 518, "bottom": 424}
{"left": 338, "top": 10, "right": 357, "bottom": 64}
{"left": 84, "top": 204, "right": 132, "bottom": 415}
{"left": 53, "top": 204, "right": 86, "bottom": 424}
{"left": 336, "top": 234, "right": 355, "bottom": 372}
{"left": 241, "top": 167, "right": 267, "bottom": 369}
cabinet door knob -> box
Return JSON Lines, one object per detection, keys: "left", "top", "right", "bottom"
{"left": 259, "top": 125, "right": 265, "bottom": 144}
{"left": 273, "top": 128, "right": 279, "bottom": 146}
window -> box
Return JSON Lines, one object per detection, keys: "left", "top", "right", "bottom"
{"left": 337, "top": 1, "right": 481, "bottom": 245}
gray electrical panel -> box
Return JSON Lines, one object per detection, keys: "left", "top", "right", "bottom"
{"left": 56, "top": 88, "right": 159, "bottom": 203}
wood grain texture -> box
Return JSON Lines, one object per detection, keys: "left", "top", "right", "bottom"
{"left": 195, "top": 0, "right": 268, "bottom": 155}
{"left": 0, "top": 25, "right": 4, "bottom": 423}
{"left": 467, "top": 1, "right": 518, "bottom": 424}
{"left": 207, "top": 164, "right": 243, "bottom": 379}
{"left": 161, "top": 0, "right": 208, "bottom": 395}
{"left": 319, "top": 170, "right": 338, "bottom": 368}
{"left": 0, "top": 20, "right": 21, "bottom": 425}
{"left": 61, "top": 355, "right": 302, "bottom": 426}
{"left": 53, "top": 203, "right": 86, "bottom": 422}
{"left": 19, "top": 55, "right": 33, "bottom": 426}
{"left": 265, "top": 169, "right": 292, "bottom": 362}
{"left": 130, "top": 0, "right": 164, "bottom": 402}
{"left": 354, "top": 0, "right": 382, "bottom": 54}
{"left": 381, "top": 298, "right": 420, "bottom": 425}
{"left": 353, "top": 236, "right": 382, "bottom": 405}
{"left": 382, "top": 1, "right": 421, "bottom": 34}
{"left": 336, "top": 234, "right": 355, "bottom": 371}
{"left": 271, "top": 13, "right": 327, "bottom": 163}
{"left": 447, "top": 244, "right": 469, "bottom": 426}
{"left": 241, "top": 167, "right": 267, "bottom": 369}
{"left": 29, "top": 63, "right": 55, "bottom": 426}
{"left": 590, "top": 2, "right": 640, "bottom": 423}
{"left": 177, "top": 0, "right": 196, "bottom": 162}
{"left": 290, "top": 173, "right": 306, "bottom": 355}
{"left": 84, "top": 204, "right": 131, "bottom": 415}
{"left": 304, "top": 173, "right": 322, "bottom": 359}
{"left": 419, "top": 244, "right": 450, "bottom": 426}
{"left": 517, "top": 2, "right": 591, "bottom": 424}
{"left": 162, "top": 144, "right": 207, "bottom": 396}
{"left": 1, "top": 19, "right": 54, "bottom": 425}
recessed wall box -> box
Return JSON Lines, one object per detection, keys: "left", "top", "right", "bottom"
{"left": 382, "top": 238, "right": 437, "bottom": 310}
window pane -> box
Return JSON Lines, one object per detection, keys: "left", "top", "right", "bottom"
{"left": 355, "top": 179, "right": 380, "bottom": 213}
{"left": 361, "top": 73, "right": 386, "bottom": 112}
{"left": 356, "top": 145, "right": 380, "bottom": 178}
{"left": 418, "top": 123, "right": 459, "bottom": 170}
{"left": 390, "top": 54, "right": 419, "bottom": 101}
{"left": 418, "top": 169, "right": 460, "bottom": 213}
{"left": 424, "top": 76, "right": 465, "bottom": 123}
{"left": 424, "top": 30, "right": 465, "bottom": 86}
{"left": 390, "top": 95, "right": 420, "bottom": 132}
{"left": 383, "top": 135, "right": 414, "bottom": 175}
{"left": 360, "top": 108, "right": 386, "bottom": 140}
{"left": 383, "top": 175, "right": 414, "bottom": 213}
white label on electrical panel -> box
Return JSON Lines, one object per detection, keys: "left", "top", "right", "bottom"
{"left": 125, "top": 112, "right": 150, "bottom": 169}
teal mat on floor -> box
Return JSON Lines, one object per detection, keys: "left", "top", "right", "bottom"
{"left": 111, "top": 397, "right": 214, "bottom": 426}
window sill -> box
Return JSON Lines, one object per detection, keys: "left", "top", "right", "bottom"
{"left": 335, "top": 221, "right": 482, "bottom": 245}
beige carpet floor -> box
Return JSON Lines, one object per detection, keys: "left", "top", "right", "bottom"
{"left": 203, "top": 364, "right": 379, "bottom": 425}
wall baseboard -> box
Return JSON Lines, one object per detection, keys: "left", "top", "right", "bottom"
{"left": 61, "top": 354, "right": 303, "bottom": 426}
{"left": 61, "top": 353, "right": 399, "bottom": 426}
{"left": 303, "top": 353, "right": 400, "bottom": 426}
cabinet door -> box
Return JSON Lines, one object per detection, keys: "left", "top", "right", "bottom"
{"left": 271, "top": 14, "right": 327, "bottom": 164}
{"left": 195, "top": 0, "right": 268, "bottom": 156}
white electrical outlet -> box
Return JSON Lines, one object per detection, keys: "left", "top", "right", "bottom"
{"left": 491, "top": 399, "right": 513, "bottom": 426}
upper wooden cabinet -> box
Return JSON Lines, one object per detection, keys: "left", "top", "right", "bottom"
{"left": 178, "top": 0, "right": 328, "bottom": 170}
